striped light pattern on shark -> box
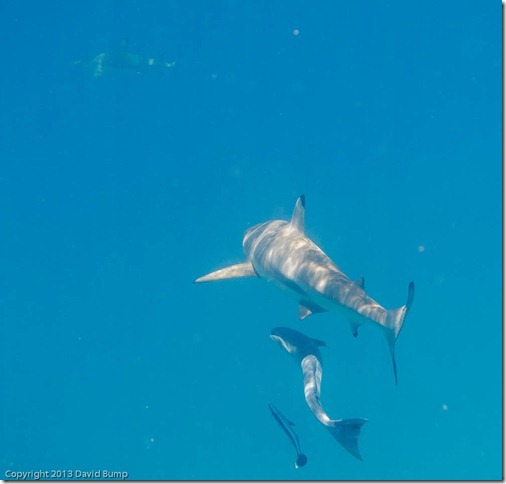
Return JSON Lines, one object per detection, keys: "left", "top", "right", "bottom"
{"left": 74, "top": 50, "right": 176, "bottom": 78}
{"left": 270, "top": 327, "right": 367, "bottom": 461}
{"left": 195, "top": 195, "right": 414, "bottom": 383}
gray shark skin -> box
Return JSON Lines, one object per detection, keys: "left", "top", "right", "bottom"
{"left": 270, "top": 327, "right": 367, "bottom": 461}
{"left": 195, "top": 195, "right": 415, "bottom": 384}
{"left": 268, "top": 403, "right": 308, "bottom": 469}
{"left": 74, "top": 49, "right": 175, "bottom": 78}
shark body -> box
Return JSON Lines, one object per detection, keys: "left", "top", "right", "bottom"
{"left": 74, "top": 45, "right": 175, "bottom": 78}
{"left": 195, "top": 195, "right": 414, "bottom": 383}
{"left": 268, "top": 403, "right": 308, "bottom": 468}
{"left": 270, "top": 326, "right": 367, "bottom": 461}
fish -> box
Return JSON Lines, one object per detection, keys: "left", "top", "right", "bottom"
{"left": 74, "top": 41, "right": 176, "bottom": 78}
{"left": 270, "top": 326, "right": 367, "bottom": 461}
{"left": 268, "top": 403, "right": 308, "bottom": 468}
{"left": 195, "top": 195, "right": 415, "bottom": 383}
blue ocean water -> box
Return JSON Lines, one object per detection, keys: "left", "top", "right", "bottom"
{"left": 0, "top": 0, "right": 501, "bottom": 480}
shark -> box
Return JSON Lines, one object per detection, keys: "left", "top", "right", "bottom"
{"left": 195, "top": 195, "right": 414, "bottom": 383}
{"left": 270, "top": 326, "right": 367, "bottom": 461}
{"left": 268, "top": 403, "right": 308, "bottom": 468}
{"left": 74, "top": 41, "right": 176, "bottom": 78}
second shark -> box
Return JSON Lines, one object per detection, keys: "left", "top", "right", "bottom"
{"left": 270, "top": 326, "right": 367, "bottom": 460}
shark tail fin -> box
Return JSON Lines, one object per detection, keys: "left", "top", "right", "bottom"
{"left": 194, "top": 261, "right": 258, "bottom": 283}
{"left": 326, "top": 418, "right": 367, "bottom": 461}
{"left": 384, "top": 282, "right": 415, "bottom": 384}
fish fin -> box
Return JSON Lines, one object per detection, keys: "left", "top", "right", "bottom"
{"left": 349, "top": 319, "right": 362, "bottom": 338}
{"left": 290, "top": 195, "right": 305, "bottom": 233}
{"left": 299, "top": 305, "right": 312, "bottom": 320}
{"left": 383, "top": 282, "right": 415, "bottom": 384}
{"left": 354, "top": 277, "right": 365, "bottom": 290}
{"left": 298, "top": 302, "right": 326, "bottom": 320}
{"left": 94, "top": 66, "right": 104, "bottom": 78}
{"left": 312, "top": 337, "right": 327, "bottom": 348}
{"left": 194, "top": 261, "right": 258, "bottom": 283}
{"left": 326, "top": 418, "right": 368, "bottom": 461}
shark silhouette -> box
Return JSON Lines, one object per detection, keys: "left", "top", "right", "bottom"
{"left": 270, "top": 326, "right": 367, "bottom": 460}
{"left": 74, "top": 41, "right": 176, "bottom": 78}
{"left": 195, "top": 195, "right": 415, "bottom": 383}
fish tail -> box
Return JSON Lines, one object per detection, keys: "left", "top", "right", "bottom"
{"left": 384, "top": 282, "right": 415, "bottom": 384}
{"left": 326, "top": 418, "right": 367, "bottom": 461}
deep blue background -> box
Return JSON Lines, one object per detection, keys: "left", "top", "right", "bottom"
{"left": 0, "top": 0, "right": 501, "bottom": 480}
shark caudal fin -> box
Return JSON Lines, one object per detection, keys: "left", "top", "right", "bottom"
{"left": 384, "top": 282, "right": 415, "bottom": 384}
{"left": 326, "top": 418, "right": 367, "bottom": 461}
{"left": 194, "top": 261, "right": 258, "bottom": 283}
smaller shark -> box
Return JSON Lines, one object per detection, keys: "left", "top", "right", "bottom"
{"left": 268, "top": 403, "right": 308, "bottom": 469}
{"left": 74, "top": 42, "right": 176, "bottom": 78}
{"left": 270, "top": 326, "right": 367, "bottom": 461}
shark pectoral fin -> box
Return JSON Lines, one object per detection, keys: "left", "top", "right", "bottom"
{"left": 299, "top": 305, "right": 312, "bottom": 320}
{"left": 290, "top": 195, "right": 305, "bottom": 233}
{"left": 311, "top": 337, "right": 327, "bottom": 348}
{"left": 349, "top": 319, "right": 362, "bottom": 338}
{"left": 327, "top": 418, "right": 368, "bottom": 461}
{"left": 298, "top": 301, "right": 326, "bottom": 320}
{"left": 194, "top": 261, "right": 258, "bottom": 283}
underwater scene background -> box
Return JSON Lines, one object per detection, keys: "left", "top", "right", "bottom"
{"left": 0, "top": 0, "right": 501, "bottom": 480}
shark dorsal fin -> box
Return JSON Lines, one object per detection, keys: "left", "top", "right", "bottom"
{"left": 354, "top": 277, "right": 365, "bottom": 290}
{"left": 290, "top": 195, "right": 305, "bottom": 233}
